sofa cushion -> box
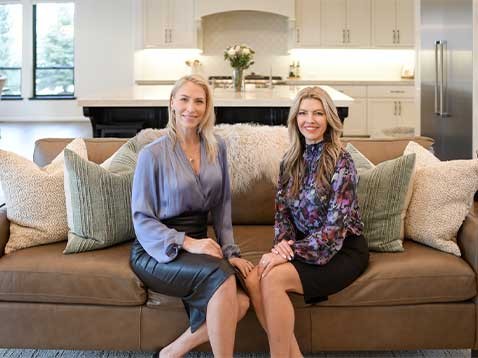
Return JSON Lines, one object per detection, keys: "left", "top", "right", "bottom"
{"left": 318, "top": 240, "right": 476, "bottom": 307}
{"left": 0, "top": 138, "right": 87, "bottom": 254}
{"left": 0, "top": 241, "right": 145, "bottom": 306}
{"left": 63, "top": 140, "right": 137, "bottom": 254}
{"left": 404, "top": 141, "right": 478, "bottom": 256}
{"left": 148, "top": 228, "right": 475, "bottom": 309}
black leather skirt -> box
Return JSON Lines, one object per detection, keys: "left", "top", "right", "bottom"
{"left": 130, "top": 212, "right": 235, "bottom": 333}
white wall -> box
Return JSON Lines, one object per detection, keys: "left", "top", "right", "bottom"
{"left": 0, "top": 0, "right": 135, "bottom": 122}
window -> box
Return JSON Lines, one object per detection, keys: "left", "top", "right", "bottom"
{"left": 33, "top": 2, "right": 74, "bottom": 98}
{"left": 0, "top": 3, "right": 22, "bottom": 97}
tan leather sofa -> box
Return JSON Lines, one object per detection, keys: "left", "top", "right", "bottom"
{"left": 0, "top": 136, "right": 477, "bottom": 355}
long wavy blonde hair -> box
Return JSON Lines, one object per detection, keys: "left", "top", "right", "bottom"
{"left": 281, "top": 86, "right": 344, "bottom": 197}
{"left": 167, "top": 74, "right": 218, "bottom": 162}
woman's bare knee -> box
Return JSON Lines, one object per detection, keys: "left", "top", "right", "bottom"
{"left": 237, "top": 291, "right": 250, "bottom": 318}
{"left": 244, "top": 268, "right": 261, "bottom": 294}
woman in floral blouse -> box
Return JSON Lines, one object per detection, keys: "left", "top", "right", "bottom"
{"left": 245, "top": 86, "right": 369, "bottom": 357}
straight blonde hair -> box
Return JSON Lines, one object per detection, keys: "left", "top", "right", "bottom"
{"left": 167, "top": 74, "right": 218, "bottom": 162}
{"left": 281, "top": 86, "right": 344, "bottom": 197}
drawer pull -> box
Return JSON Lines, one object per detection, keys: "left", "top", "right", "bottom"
{"left": 390, "top": 90, "right": 405, "bottom": 93}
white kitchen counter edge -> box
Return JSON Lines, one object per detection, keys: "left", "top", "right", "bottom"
{"left": 78, "top": 85, "right": 353, "bottom": 108}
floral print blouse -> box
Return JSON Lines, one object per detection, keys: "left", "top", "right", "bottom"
{"left": 274, "top": 141, "right": 363, "bottom": 265}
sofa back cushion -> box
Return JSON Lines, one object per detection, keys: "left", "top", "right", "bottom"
{"left": 33, "top": 134, "right": 434, "bottom": 226}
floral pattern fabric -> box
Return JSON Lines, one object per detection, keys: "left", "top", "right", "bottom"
{"left": 274, "top": 142, "right": 363, "bottom": 265}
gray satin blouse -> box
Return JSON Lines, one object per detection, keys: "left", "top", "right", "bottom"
{"left": 131, "top": 135, "right": 240, "bottom": 263}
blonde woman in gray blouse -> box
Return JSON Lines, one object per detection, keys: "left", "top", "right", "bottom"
{"left": 130, "top": 75, "right": 253, "bottom": 358}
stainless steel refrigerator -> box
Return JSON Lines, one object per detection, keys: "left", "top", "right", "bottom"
{"left": 420, "top": 0, "right": 473, "bottom": 160}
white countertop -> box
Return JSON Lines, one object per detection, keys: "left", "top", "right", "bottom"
{"left": 78, "top": 85, "right": 353, "bottom": 108}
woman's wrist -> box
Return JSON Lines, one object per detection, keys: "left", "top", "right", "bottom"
{"left": 182, "top": 235, "right": 194, "bottom": 252}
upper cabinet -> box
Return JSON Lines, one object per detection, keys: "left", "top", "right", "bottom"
{"left": 321, "top": 0, "right": 371, "bottom": 47}
{"left": 143, "top": 0, "right": 198, "bottom": 48}
{"left": 372, "top": 0, "right": 414, "bottom": 47}
{"left": 294, "top": 0, "right": 321, "bottom": 48}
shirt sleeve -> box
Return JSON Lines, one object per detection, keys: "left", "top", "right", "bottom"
{"left": 273, "top": 161, "right": 297, "bottom": 245}
{"left": 131, "top": 147, "right": 185, "bottom": 263}
{"left": 211, "top": 139, "right": 240, "bottom": 258}
{"left": 293, "top": 152, "right": 359, "bottom": 265}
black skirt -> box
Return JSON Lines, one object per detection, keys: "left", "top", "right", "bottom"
{"left": 129, "top": 212, "right": 235, "bottom": 333}
{"left": 291, "top": 234, "right": 369, "bottom": 304}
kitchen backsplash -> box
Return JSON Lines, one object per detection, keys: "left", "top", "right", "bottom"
{"left": 134, "top": 10, "right": 415, "bottom": 81}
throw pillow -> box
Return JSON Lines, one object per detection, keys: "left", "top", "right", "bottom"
{"left": 404, "top": 142, "right": 478, "bottom": 256}
{"left": 403, "top": 141, "right": 441, "bottom": 168}
{"left": 355, "top": 153, "right": 416, "bottom": 252}
{"left": 345, "top": 143, "right": 375, "bottom": 173}
{"left": 0, "top": 138, "right": 87, "bottom": 254}
{"left": 63, "top": 137, "right": 140, "bottom": 254}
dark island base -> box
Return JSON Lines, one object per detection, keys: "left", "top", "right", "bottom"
{"left": 83, "top": 106, "right": 349, "bottom": 138}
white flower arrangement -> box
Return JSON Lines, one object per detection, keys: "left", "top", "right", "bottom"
{"left": 224, "top": 44, "right": 255, "bottom": 70}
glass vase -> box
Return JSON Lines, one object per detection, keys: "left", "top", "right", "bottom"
{"left": 232, "top": 68, "right": 244, "bottom": 92}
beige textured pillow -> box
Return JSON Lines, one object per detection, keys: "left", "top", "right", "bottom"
{"left": 0, "top": 138, "right": 87, "bottom": 254}
{"left": 403, "top": 141, "right": 441, "bottom": 168}
{"left": 404, "top": 142, "right": 478, "bottom": 256}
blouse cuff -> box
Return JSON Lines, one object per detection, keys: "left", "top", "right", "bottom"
{"left": 222, "top": 243, "right": 241, "bottom": 258}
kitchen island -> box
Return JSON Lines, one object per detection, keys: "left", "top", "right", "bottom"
{"left": 78, "top": 85, "right": 353, "bottom": 137}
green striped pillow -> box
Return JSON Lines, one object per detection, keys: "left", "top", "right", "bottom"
{"left": 347, "top": 145, "right": 416, "bottom": 252}
{"left": 63, "top": 137, "right": 139, "bottom": 254}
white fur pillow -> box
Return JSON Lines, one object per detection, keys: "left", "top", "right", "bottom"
{"left": 0, "top": 138, "right": 87, "bottom": 254}
{"left": 404, "top": 141, "right": 478, "bottom": 256}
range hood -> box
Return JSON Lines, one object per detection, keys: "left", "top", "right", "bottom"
{"left": 195, "top": 0, "right": 294, "bottom": 19}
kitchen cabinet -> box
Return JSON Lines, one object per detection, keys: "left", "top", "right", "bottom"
{"left": 372, "top": 0, "right": 415, "bottom": 47}
{"left": 321, "top": 0, "right": 371, "bottom": 47}
{"left": 143, "top": 0, "right": 197, "bottom": 48}
{"left": 334, "top": 85, "right": 368, "bottom": 136}
{"left": 367, "top": 86, "right": 416, "bottom": 137}
{"left": 294, "top": 0, "right": 321, "bottom": 47}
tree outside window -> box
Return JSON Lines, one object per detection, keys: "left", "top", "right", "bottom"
{"left": 0, "top": 4, "right": 22, "bottom": 97}
{"left": 34, "top": 3, "right": 74, "bottom": 97}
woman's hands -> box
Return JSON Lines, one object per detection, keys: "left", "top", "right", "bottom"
{"left": 182, "top": 236, "right": 223, "bottom": 259}
{"left": 257, "top": 239, "right": 295, "bottom": 279}
{"left": 229, "top": 257, "right": 254, "bottom": 278}
{"left": 257, "top": 252, "right": 287, "bottom": 279}
{"left": 271, "top": 239, "right": 295, "bottom": 261}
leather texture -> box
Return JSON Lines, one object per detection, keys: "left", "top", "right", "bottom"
{"left": 0, "top": 241, "right": 145, "bottom": 305}
{"left": 0, "top": 207, "right": 9, "bottom": 257}
{"left": 0, "top": 302, "right": 141, "bottom": 350}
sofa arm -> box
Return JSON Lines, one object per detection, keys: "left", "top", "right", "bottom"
{"left": 0, "top": 206, "right": 9, "bottom": 257}
{"left": 457, "top": 210, "right": 478, "bottom": 272}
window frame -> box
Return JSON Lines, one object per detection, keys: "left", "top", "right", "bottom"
{"left": 31, "top": 2, "right": 75, "bottom": 100}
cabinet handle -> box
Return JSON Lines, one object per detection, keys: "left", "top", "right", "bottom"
{"left": 347, "top": 29, "right": 350, "bottom": 43}
{"left": 394, "top": 101, "right": 397, "bottom": 116}
{"left": 399, "top": 101, "right": 402, "bottom": 116}
{"left": 397, "top": 29, "right": 400, "bottom": 44}
{"left": 393, "top": 30, "right": 396, "bottom": 44}
{"left": 390, "top": 90, "right": 405, "bottom": 94}
{"left": 164, "top": 29, "right": 168, "bottom": 43}
{"left": 169, "top": 29, "right": 172, "bottom": 43}
{"left": 342, "top": 29, "right": 345, "bottom": 43}
{"left": 296, "top": 28, "right": 300, "bottom": 43}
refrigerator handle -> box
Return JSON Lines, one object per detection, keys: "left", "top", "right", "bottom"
{"left": 434, "top": 41, "right": 439, "bottom": 114}
{"left": 439, "top": 41, "right": 449, "bottom": 117}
